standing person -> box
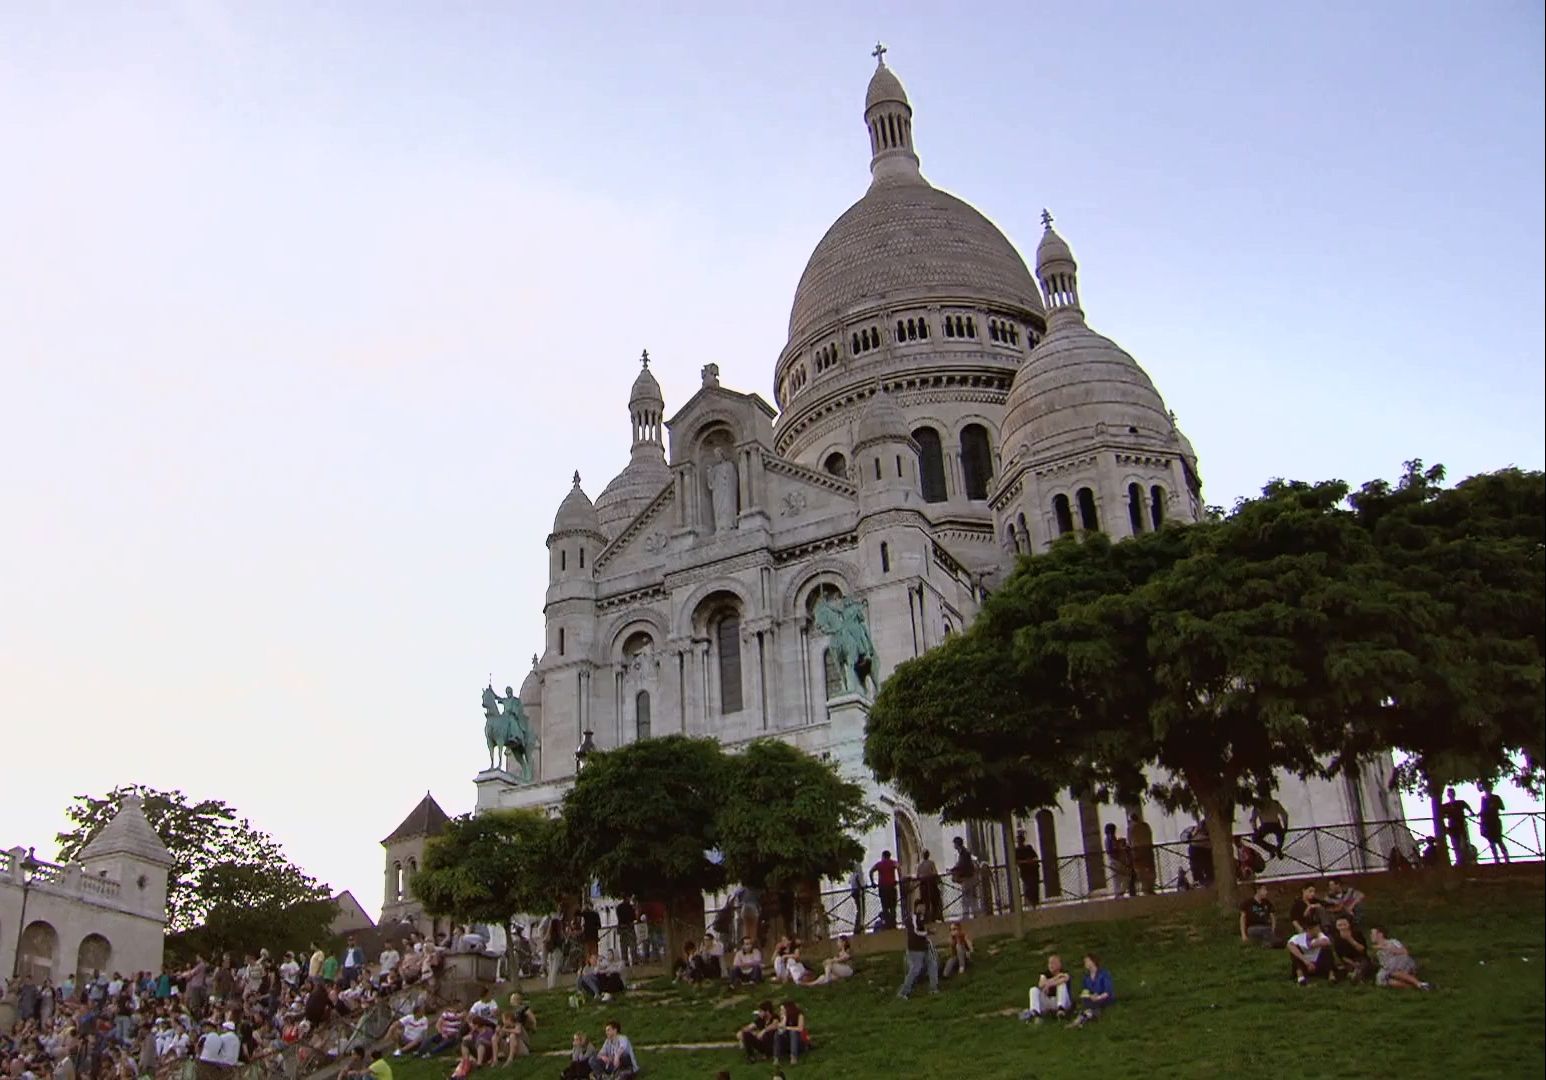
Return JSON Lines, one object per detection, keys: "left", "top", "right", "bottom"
{"left": 579, "top": 903, "right": 603, "bottom": 964}
{"left": 1103, "top": 824, "right": 1135, "bottom": 898}
{"left": 1250, "top": 797, "right": 1289, "bottom": 859}
{"left": 1013, "top": 832, "right": 1041, "bottom": 909}
{"left": 1126, "top": 815, "right": 1155, "bottom": 895}
{"left": 1068, "top": 953, "right": 1114, "bottom": 1028}
{"left": 1239, "top": 883, "right": 1277, "bottom": 946}
{"left": 544, "top": 912, "right": 565, "bottom": 990}
{"left": 915, "top": 849, "right": 944, "bottom": 922}
{"left": 869, "top": 850, "right": 901, "bottom": 930}
{"left": 614, "top": 897, "right": 638, "bottom": 968}
{"left": 895, "top": 899, "right": 939, "bottom": 999}
{"left": 340, "top": 938, "right": 364, "bottom": 989}
{"left": 1440, "top": 787, "right": 1474, "bottom": 866}
{"left": 307, "top": 945, "right": 325, "bottom": 985}
{"left": 949, "top": 837, "right": 980, "bottom": 919}
{"left": 1184, "top": 820, "right": 1213, "bottom": 887}
{"left": 846, "top": 866, "right": 866, "bottom": 935}
{"left": 1479, "top": 782, "right": 1509, "bottom": 863}
{"left": 183, "top": 956, "right": 209, "bottom": 1019}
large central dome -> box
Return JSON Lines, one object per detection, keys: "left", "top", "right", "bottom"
{"left": 786, "top": 182, "right": 1044, "bottom": 346}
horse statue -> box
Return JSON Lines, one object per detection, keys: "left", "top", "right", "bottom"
{"left": 813, "top": 594, "right": 879, "bottom": 696}
{"left": 482, "top": 684, "right": 536, "bottom": 781}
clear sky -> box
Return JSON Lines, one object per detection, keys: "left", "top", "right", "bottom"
{"left": 2, "top": 2, "right": 1542, "bottom": 916}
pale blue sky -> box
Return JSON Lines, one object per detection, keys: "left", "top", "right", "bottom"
{"left": 2, "top": 3, "right": 1541, "bottom": 913}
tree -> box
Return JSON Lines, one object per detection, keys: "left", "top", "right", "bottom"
{"left": 560, "top": 735, "right": 730, "bottom": 958}
{"left": 56, "top": 784, "right": 326, "bottom": 933}
{"left": 410, "top": 809, "right": 566, "bottom": 982}
{"left": 1349, "top": 462, "right": 1546, "bottom": 843}
{"left": 716, "top": 740, "right": 883, "bottom": 932}
{"left": 166, "top": 862, "right": 338, "bottom": 967}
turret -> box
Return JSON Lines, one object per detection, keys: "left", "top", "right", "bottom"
{"left": 76, "top": 795, "right": 172, "bottom": 922}
{"left": 546, "top": 472, "right": 602, "bottom": 663}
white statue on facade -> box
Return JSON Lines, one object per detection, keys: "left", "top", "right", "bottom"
{"left": 708, "top": 448, "right": 739, "bottom": 533}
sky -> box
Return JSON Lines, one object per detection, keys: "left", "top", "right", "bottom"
{"left": 2, "top": 2, "right": 1542, "bottom": 917}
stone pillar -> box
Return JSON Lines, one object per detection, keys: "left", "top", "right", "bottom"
{"left": 826, "top": 693, "right": 870, "bottom": 774}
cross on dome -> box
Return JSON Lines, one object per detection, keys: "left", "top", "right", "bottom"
{"left": 571, "top": 470, "right": 581, "bottom": 487}
{"left": 640, "top": 348, "right": 650, "bottom": 369}
{"left": 872, "top": 41, "right": 887, "bottom": 65}
{"left": 1041, "top": 208, "right": 1054, "bottom": 228}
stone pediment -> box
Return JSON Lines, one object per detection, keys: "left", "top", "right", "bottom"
{"left": 762, "top": 453, "right": 858, "bottom": 525}
{"left": 594, "top": 480, "right": 676, "bottom": 572}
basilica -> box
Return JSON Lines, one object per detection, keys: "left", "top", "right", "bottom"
{"left": 472, "top": 53, "right": 1398, "bottom": 890}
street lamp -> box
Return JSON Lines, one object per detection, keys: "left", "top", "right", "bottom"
{"left": 574, "top": 730, "right": 597, "bottom": 774}
{"left": 12, "top": 846, "right": 41, "bottom": 978}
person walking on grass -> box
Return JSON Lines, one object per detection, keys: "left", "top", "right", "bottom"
{"left": 896, "top": 899, "right": 939, "bottom": 999}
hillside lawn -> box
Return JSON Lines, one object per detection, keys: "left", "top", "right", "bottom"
{"left": 387, "top": 871, "right": 1544, "bottom": 1080}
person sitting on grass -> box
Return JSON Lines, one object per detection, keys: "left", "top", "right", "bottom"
{"left": 588, "top": 1019, "right": 638, "bottom": 1077}
{"left": 339, "top": 1046, "right": 371, "bottom": 1080}
{"left": 1239, "top": 884, "right": 1277, "bottom": 947}
{"left": 672, "top": 941, "right": 701, "bottom": 985}
{"left": 1020, "top": 953, "right": 1073, "bottom": 1022}
{"left": 780, "top": 942, "right": 817, "bottom": 986}
{"left": 1287, "top": 926, "right": 1336, "bottom": 985}
{"left": 1331, "top": 917, "right": 1373, "bottom": 982}
{"left": 739, "top": 1001, "right": 777, "bottom": 1063}
{"left": 386, "top": 1004, "right": 429, "bottom": 1056}
{"left": 558, "top": 1032, "right": 595, "bottom": 1080}
{"left": 1324, "top": 878, "right": 1366, "bottom": 924}
{"left": 728, "top": 938, "right": 764, "bottom": 989}
{"left": 416, "top": 1001, "right": 466, "bottom": 1057}
{"left": 699, "top": 933, "right": 725, "bottom": 982}
{"left": 1068, "top": 953, "right": 1115, "bottom": 1028}
{"left": 507, "top": 992, "right": 536, "bottom": 1040}
{"left": 814, "top": 937, "right": 854, "bottom": 985}
{"left": 773, "top": 1000, "right": 807, "bottom": 1066}
{"left": 492, "top": 1010, "right": 526, "bottom": 1065}
{"left": 1369, "top": 928, "right": 1433, "bottom": 991}
{"left": 941, "top": 922, "right": 974, "bottom": 979}
{"left": 770, "top": 937, "right": 794, "bottom": 983}
{"left": 1289, "top": 885, "right": 1330, "bottom": 934}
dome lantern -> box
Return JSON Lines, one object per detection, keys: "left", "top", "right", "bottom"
{"left": 1036, "top": 209, "right": 1085, "bottom": 331}
{"left": 629, "top": 348, "right": 665, "bottom": 452}
{"left": 864, "top": 43, "right": 922, "bottom": 187}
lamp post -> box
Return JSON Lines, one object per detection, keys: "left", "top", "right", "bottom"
{"left": 11, "top": 846, "right": 41, "bottom": 978}
{"left": 574, "top": 730, "right": 597, "bottom": 775}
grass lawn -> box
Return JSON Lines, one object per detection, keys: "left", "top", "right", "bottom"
{"left": 387, "top": 872, "right": 1544, "bottom": 1080}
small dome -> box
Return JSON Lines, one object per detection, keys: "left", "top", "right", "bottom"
{"left": 1037, "top": 222, "right": 1074, "bottom": 269}
{"left": 1002, "top": 326, "right": 1177, "bottom": 463}
{"left": 630, "top": 357, "right": 663, "bottom": 407}
{"left": 855, "top": 389, "right": 909, "bottom": 445}
{"left": 866, "top": 63, "right": 908, "bottom": 111}
{"left": 552, "top": 473, "right": 602, "bottom": 534}
{"left": 594, "top": 455, "right": 672, "bottom": 536}
{"left": 520, "top": 657, "right": 542, "bottom": 706}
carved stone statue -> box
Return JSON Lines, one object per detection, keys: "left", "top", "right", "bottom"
{"left": 813, "top": 595, "right": 879, "bottom": 697}
{"left": 708, "top": 448, "right": 739, "bottom": 533}
{"left": 482, "top": 683, "right": 536, "bottom": 781}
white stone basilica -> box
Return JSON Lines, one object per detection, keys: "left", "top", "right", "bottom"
{"left": 475, "top": 54, "right": 1399, "bottom": 890}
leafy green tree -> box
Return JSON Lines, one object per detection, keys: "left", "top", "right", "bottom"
{"left": 410, "top": 809, "right": 566, "bottom": 981}
{"left": 56, "top": 784, "right": 325, "bottom": 933}
{"left": 561, "top": 735, "right": 730, "bottom": 956}
{"left": 166, "top": 862, "right": 337, "bottom": 967}
{"left": 717, "top": 740, "right": 883, "bottom": 930}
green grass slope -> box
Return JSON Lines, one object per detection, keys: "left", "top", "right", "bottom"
{"left": 388, "top": 873, "right": 1544, "bottom": 1080}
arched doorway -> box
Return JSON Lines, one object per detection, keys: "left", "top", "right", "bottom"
{"left": 18, "top": 920, "right": 58, "bottom": 980}
{"left": 76, "top": 933, "right": 112, "bottom": 985}
{"left": 892, "top": 809, "right": 924, "bottom": 914}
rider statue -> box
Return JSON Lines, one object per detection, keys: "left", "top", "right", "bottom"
{"left": 812, "top": 594, "right": 879, "bottom": 697}
{"left": 482, "top": 683, "right": 536, "bottom": 781}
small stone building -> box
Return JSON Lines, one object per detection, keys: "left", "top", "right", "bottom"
{"left": 379, "top": 793, "right": 453, "bottom": 938}
{"left": 1, "top": 796, "right": 171, "bottom": 983}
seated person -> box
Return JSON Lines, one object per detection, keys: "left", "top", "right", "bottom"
{"left": 493, "top": 1010, "right": 527, "bottom": 1065}
{"left": 588, "top": 1020, "right": 637, "bottom": 1077}
{"left": 1069, "top": 954, "right": 1114, "bottom": 1028}
{"left": 558, "top": 1033, "right": 595, "bottom": 1080}
{"left": 770, "top": 936, "right": 794, "bottom": 982}
{"left": 460, "top": 1010, "right": 496, "bottom": 1069}
{"left": 773, "top": 1001, "right": 807, "bottom": 1066}
{"left": 815, "top": 937, "right": 854, "bottom": 985}
{"left": 739, "top": 1001, "right": 778, "bottom": 1063}
{"left": 505, "top": 992, "right": 535, "bottom": 1039}
{"left": 1020, "top": 954, "right": 1073, "bottom": 1022}
{"left": 781, "top": 943, "right": 815, "bottom": 985}
{"left": 1287, "top": 926, "right": 1336, "bottom": 985}
{"left": 942, "top": 922, "right": 974, "bottom": 978}
{"left": 671, "top": 942, "right": 700, "bottom": 984}
{"left": 1239, "top": 884, "right": 1277, "bottom": 947}
{"left": 595, "top": 952, "right": 627, "bottom": 998}
{"left": 416, "top": 1002, "right": 466, "bottom": 1057}
{"left": 385, "top": 1005, "right": 429, "bottom": 1056}
{"left": 1369, "top": 928, "right": 1432, "bottom": 991}
{"left": 1323, "top": 878, "right": 1366, "bottom": 923}
{"left": 728, "top": 939, "right": 764, "bottom": 988}
{"left": 698, "top": 933, "right": 724, "bottom": 981}
{"left": 338, "top": 1046, "right": 371, "bottom": 1080}
{"left": 1331, "top": 917, "right": 1373, "bottom": 982}
{"left": 1289, "top": 885, "right": 1330, "bottom": 934}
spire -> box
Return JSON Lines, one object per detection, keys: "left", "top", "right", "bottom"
{"left": 629, "top": 348, "right": 665, "bottom": 453}
{"left": 1035, "top": 210, "right": 1084, "bottom": 330}
{"left": 864, "top": 45, "right": 921, "bottom": 186}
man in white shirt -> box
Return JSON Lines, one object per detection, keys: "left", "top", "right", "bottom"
{"left": 1021, "top": 953, "right": 1074, "bottom": 1021}
{"left": 198, "top": 1021, "right": 240, "bottom": 1068}
{"left": 279, "top": 953, "right": 301, "bottom": 988}
{"left": 388, "top": 1005, "right": 430, "bottom": 1056}
{"left": 378, "top": 946, "right": 401, "bottom": 976}
{"left": 468, "top": 988, "right": 499, "bottom": 1024}
{"left": 1287, "top": 927, "right": 1336, "bottom": 985}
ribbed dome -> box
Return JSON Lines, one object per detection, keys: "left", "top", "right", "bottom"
{"left": 630, "top": 364, "right": 663, "bottom": 407}
{"left": 1001, "top": 326, "right": 1178, "bottom": 463}
{"left": 866, "top": 64, "right": 908, "bottom": 111}
{"left": 855, "top": 389, "right": 909, "bottom": 445}
{"left": 594, "top": 455, "right": 671, "bottom": 536}
{"left": 552, "top": 474, "right": 602, "bottom": 534}
{"left": 787, "top": 182, "right": 1044, "bottom": 347}
{"left": 520, "top": 657, "right": 542, "bottom": 706}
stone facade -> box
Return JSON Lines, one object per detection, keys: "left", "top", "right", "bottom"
{"left": 2, "top": 797, "right": 170, "bottom": 983}
{"left": 474, "top": 56, "right": 1401, "bottom": 889}
{"left": 379, "top": 793, "right": 449, "bottom": 934}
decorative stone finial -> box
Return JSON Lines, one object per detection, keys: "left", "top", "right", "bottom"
{"left": 701, "top": 362, "right": 720, "bottom": 388}
{"left": 530, "top": 653, "right": 538, "bottom": 668}
{"left": 872, "top": 40, "right": 887, "bottom": 66}
{"left": 640, "top": 348, "right": 650, "bottom": 369}
{"left": 1041, "top": 208, "right": 1054, "bottom": 229}
{"left": 571, "top": 470, "right": 582, "bottom": 487}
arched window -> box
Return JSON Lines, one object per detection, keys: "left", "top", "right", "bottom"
{"left": 896, "top": 320, "right": 905, "bottom": 341}
{"left": 1128, "top": 483, "right": 1145, "bottom": 535}
{"left": 635, "top": 690, "right": 651, "bottom": 741}
{"left": 1035, "top": 810, "right": 1062, "bottom": 898}
{"left": 1053, "top": 494, "right": 1075, "bottom": 536}
{"left": 960, "top": 424, "right": 993, "bottom": 500}
{"left": 1077, "top": 487, "right": 1100, "bottom": 532}
{"left": 918, "top": 319, "right": 928, "bottom": 340}
{"left": 913, "top": 427, "right": 947, "bottom": 503}
{"left": 716, "top": 615, "right": 743, "bottom": 714}
{"left": 393, "top": 861, "right": 403, "bottom": 902}
{"left": 1150, "top": 485, "right": 1166, "bottom": 529}
{"left": 880, "top": 541, "right": 891, "bottom": 573}
{"left": 966, "top": 316, "right": 977, "bottom": 338}
{"left": 579, "top": 548, "right": 585, "bottom": 568}
{"left": 874, "top": 457, "right": 881, "bottom": 480}
{"left": 558, "top": 627, "right": 566, "bottom": 656}
{"left": 560, "top": 549, "right": 566, "bottom": 572}
{"left": 852, "top": 332, "right": 860, "bottom": 353}
{"left": 1007, "top": 525, "right": 1022, "bottom": 554}
{"left": 76, "top": 933, "right": 112, "bottom": 985}
{"left": 823, "top": 451, "right": 848, "bottom": 479}
{"left": 822, "top": 648, "right": 844, "bottom": 700}
{"left": 943, "top": 317, "right": 955, "bottom": 338}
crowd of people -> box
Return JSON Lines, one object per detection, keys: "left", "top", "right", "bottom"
{"left": 1238, "top": 879, "right": 1433, "bottom": 990}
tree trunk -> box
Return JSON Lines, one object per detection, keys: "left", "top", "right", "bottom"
{"left": 1000, "top": 814, "right": 1024, "bottom": 937}
{"left": 1198, "top": 789, "right": 1238, "bottom": 911}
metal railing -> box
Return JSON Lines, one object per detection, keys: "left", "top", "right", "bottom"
{"left": 699, "top": 812, "right": 1543, "bottom": 940}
